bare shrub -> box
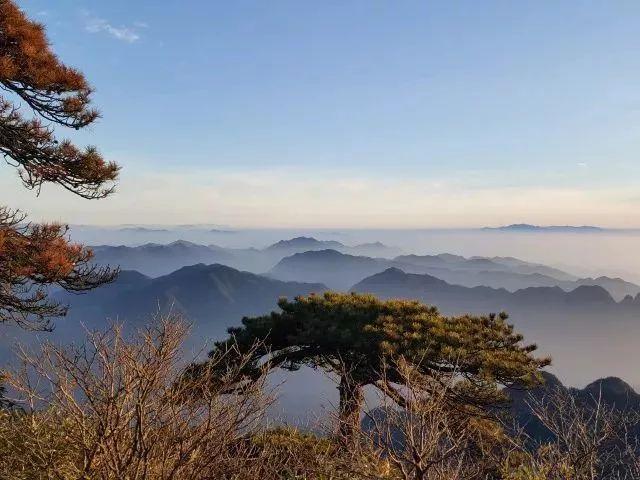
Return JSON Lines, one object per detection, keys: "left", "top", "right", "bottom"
{"left": 244, "top": 426, "right": 385, "bottom": 479}
{"left": 4, "top": 316, "right": 640, "bottom": 480}
{"left": 503, "top": 387, "right": 640, "bottom": 480}
{"left": 342, "top": 359, "right": 509, "bottom": 480}
{"left": 0, "top": 314, "right": 271, "bottom": 480}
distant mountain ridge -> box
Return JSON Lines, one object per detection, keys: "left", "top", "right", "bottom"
{"left": 66, "top": 263, "right": 326, "bottom": 331}
{"left": 269, "top": 249, "right": 639, "bottom": 300}
{"left": 265, "top": 236, "right": 344, "bottom": 251}
{"left": 269, "top": 249, "right": 389, "bottom": 290}
{"left": 269, "top": 249, "right": 582, "bottom": 291}
{"left": 91, "top": 240, "right": 239, "bottom": 277}
{"left": 351, "top": 267, "right": 624, "bottom": 314}
{"left": 483, "top": 224, "right": 604, "bottom": 232}
{"left": 395, "top": 253, "right": 576, "bottom": 281}
{"left": 90, "top": 235, "right": 640, "bottom": 301}
{"left": 91, "top": 237, "right": 402, "bottom": 277}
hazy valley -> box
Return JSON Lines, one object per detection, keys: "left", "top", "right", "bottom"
{"left": 5, "top": 232, "right": 640, "bottom": 396}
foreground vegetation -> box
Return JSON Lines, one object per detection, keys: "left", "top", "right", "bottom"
{"left": 1, "top": 310, "right": 638, "bottom": 480}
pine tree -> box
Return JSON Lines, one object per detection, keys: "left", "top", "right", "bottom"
{"left": 200, "top": 292, "right": 551, "bottom": 440}
{"left": 0, "top": 1, "right": 119, "bottom": 330}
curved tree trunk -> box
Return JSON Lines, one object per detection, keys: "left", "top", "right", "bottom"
{"left": 338, "top": 375, "right": 364, "bottom": 443}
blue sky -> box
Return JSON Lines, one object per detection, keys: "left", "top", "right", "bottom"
{"left": 5, "top": 0, "right": 640, "bottom": 227}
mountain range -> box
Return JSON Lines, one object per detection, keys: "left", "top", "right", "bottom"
{"left": 63, "top": 263, "right": 325, "bottom": 336}
{"left": 11, "top": 259, "right": 639, "bottom": 385}
{"left": 351, "top": 267, "right": 627, "bottom": 314}
{"left": 91, "top": 239, "right": 640, "bottom": 300}
{"left": 3, "top": 234, "right": 639, "bottom": 408}
{"left": 0, "top": 264, "right": 326, "bottom": 364}
{"left": 269, "top": 248, "right": 640, "bottom": 300}
{"left": 2, "top": 250, "right": 640, "bottom": 423}
{"left": 91, "top": 237, "right": 402, "bottom": 277}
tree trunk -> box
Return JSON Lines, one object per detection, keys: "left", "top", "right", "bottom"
{"left": 338, "top": 375, "right": 364, "bottom": 443}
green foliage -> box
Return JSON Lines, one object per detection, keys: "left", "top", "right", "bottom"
{"left": 205, "top": 292, "right": 550, "bottom": 428}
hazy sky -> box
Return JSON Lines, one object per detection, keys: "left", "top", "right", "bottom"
{"left": 5, "top": 1, "right": 640, "bottom": 227}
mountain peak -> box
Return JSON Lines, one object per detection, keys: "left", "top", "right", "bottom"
{"left": 582, "top": 377, "right": 640, "bottom": 407}
{"left": 355, "top": 268, "right": 448, "bottom": 287}
{"left": 356, "top": 241, "right": 386, "bottom": 248}
{"left": 566, "top": 285, "right": 614, "bottom": 304}
{"left": 168, "top": 240, "right": 201, "bottom": 247}
{"left": 286, "top": 249, "right": 349, "bottom": 260}
{"left": 378, "top": 267, "right": 406, "bottom": 277}
{"left": 265, "top": 237, "right": 344, "bottom": 251}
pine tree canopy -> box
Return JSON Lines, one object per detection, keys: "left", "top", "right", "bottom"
{"left": 201, "top": 292, "right": 551, "bottom": 437}
{"left": 0, "top": 1, "right": 119, "bottom": 330}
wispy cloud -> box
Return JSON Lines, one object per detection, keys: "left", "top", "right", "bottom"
{"left": 83, "top": 12, "right": 141, "bottom": 43}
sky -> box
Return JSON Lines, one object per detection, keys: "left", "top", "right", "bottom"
{"left": 4, "top": 0, "right": 640, "bottom": 228}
